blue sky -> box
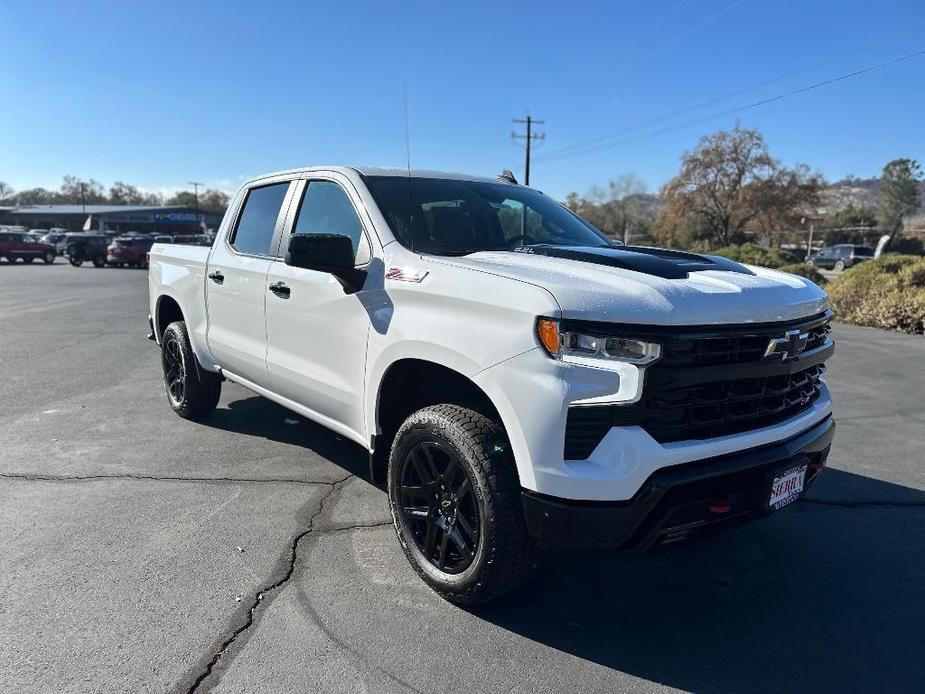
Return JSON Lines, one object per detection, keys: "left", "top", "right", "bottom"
{"left": 1, "top": 0, "right": 923, "bottom": 200}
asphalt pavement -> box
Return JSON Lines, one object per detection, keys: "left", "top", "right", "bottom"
{"left": 1, "top": 261, "right": 923, "bottom": 694}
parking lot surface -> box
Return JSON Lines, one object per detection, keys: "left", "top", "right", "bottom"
{"left": 1, "top": 263, "right": 924, "bottom": 694}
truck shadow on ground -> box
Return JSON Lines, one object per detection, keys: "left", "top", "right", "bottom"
{"left": 203, "top": 395, "right": 925, "bottom": 693}
{"left": 477, "top": 469, "right": 925, "bottom": 693}
{"left": 205, "top": 394, "right": 371, "bottom": 479}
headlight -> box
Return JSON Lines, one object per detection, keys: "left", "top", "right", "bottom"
{"left": 536, "top": 318, "right": 661, "bottom": 365}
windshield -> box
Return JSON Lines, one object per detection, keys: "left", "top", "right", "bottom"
{"left": 363, "top": 176, "right": 611, "bottom": 255}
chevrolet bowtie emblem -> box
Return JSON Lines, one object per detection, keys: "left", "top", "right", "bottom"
{"left": 764, "top": 329, "right": 809, "bottom": 360}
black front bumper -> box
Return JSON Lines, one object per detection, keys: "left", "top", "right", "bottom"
{"left": 522, "top": 416, "right": 834, "bottom": 551}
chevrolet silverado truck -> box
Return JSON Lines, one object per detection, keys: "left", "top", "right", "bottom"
{"left": 148, "top": 167, "right": 835, "bottom": 604}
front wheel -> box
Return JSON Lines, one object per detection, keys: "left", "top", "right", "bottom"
{"left": 161, "top": 321, "right": 222, "bottom": 420}
{"left": 834, "top": 260, "right": 846, "bottom": 272}
{"left": 43, "top": 251, "right": 56, "bottom": 264}
{"left": 388, "top": 404, "right": 536, "bottom": 605}
{"left": 92, "top": 256, "right": 106, "bottom": 268}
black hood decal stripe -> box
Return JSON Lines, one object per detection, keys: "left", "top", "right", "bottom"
{"left": 513, "top": 245, "right": 754, "bottom": 279}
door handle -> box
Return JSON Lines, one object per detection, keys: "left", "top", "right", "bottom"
{"left": 208, "top": 270, "right": 224, "bottom": 285}
{"left": 269, "top": 281, "right": 291, "bottom": 298}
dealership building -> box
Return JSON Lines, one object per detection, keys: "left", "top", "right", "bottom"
{"left": 0, "top": 204, "right": 224, "bottom": 235}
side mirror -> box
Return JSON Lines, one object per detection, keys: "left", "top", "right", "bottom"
{"left": 285, "top": 233, "right": 365, "bottom": 292}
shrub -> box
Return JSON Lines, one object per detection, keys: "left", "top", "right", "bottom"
{"left": 777, "top": 263, "right": 826, "bottom": 284}
{"left": 827, "top": 255, "right": 925, "bottom": 334}
{"left": 712, "top": 242, "right": 798, "bottom": 269}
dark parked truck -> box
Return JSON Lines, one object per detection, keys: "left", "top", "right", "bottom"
{"left": 148, "top": 167, "right": 835, "bottom": 604}
{"left": 67, "top": 235, "right": 111, "bottom": 267}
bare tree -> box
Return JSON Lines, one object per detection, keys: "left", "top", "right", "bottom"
{"left": 0, "top": 181, "right": 14, "bottom": 203}
{"left": 566, "top": 174, "right": 653, "bottom": 244}
{"left": 654, "top": 125, "right": 822, "bottom": 249}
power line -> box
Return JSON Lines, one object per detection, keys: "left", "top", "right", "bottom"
{"left": 512, "top": 115, "right": 545, "bottom": 185}
{"left": 538, "top": 47, "right": 925, "bottom": 164}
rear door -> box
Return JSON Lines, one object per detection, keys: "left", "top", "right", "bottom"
{"left": 264, "top": 175, "right": 374, "bottom": 438}
{"left": 206, "top": 180, "right": 295, "bottom": 387}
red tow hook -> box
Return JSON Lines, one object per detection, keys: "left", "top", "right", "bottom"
{"left": 708, "top": 499, "right": 732, "bottom": 514}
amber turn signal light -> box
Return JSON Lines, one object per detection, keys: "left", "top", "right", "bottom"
{"left": 536, "top": 318, "right": 560, "bottom": 355}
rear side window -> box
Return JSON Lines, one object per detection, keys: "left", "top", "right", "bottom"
{"left": 292, "top": 181, "right": 364, "bottom": 255}
{"left": 231, "top": 183, "right": 289, "bottom": 256}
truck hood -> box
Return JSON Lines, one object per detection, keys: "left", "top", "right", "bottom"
{"left": 438, "top": 246, "right": 829, "bottom": 325}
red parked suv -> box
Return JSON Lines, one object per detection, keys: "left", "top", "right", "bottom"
{"left": 107, "top": 236, "right": 154, "bottom": 268}
{"left": 0, "top": 231, "right": 57, "bottom": 264}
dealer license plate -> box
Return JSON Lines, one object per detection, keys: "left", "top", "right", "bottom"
{"left": 768, "top": 464, "right": 807, "bottom": 511}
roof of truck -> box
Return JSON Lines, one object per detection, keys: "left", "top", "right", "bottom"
{"left": 248, "top": 166, "right": 499, "bottom": 185}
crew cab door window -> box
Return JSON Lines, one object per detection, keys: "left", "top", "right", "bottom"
{"left": 230, "top": 182, "right": 289, "bottom": 256}
{"left": 290, "top": 180, "right": 368, "bottom": 262}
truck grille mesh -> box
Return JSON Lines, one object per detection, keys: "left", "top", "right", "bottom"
{"left": 563, "top": 313, "right": 832, "bottom": 458}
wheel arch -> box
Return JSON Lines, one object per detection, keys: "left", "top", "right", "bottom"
{"left": 369, "top": 358, "right": 514, "bottom": 483}
{"left": 154, "top": 294, "right": 184, "bottom": 342}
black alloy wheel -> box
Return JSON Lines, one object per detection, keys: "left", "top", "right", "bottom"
{"left": 396, "top": 441, "right": 480, "bottom": 574}
{"left": 162, "top": 333, "right": 186, "bottom": 407}
{"left": 388, "top": 405, "right": 536, "bottom": 604}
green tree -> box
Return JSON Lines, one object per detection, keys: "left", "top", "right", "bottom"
{"left": 822, "top": 204, "right": 878, "bottom": 245}
{"left": 878, "top": 158, "right": 922, "bottom": 249}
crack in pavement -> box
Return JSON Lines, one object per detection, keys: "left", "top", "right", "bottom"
{"left": 182, "top": 473, "right": 366, "bottom": 694}
{"left": 0, "top": 472, "right": 341, "bottom": 486}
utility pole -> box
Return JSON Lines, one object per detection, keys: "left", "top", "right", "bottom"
{"left": 801, "top": 216, "right": 824, "bottom": 260}
{"left": 512, "top": 115, "right": 545, "bottom": 186}
{"left": 188, "top": 181, "right": 204, "bottom": 216}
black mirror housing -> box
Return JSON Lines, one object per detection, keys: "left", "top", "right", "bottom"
{"left": 285, "top": 233, "right": 365, "bottom": 292}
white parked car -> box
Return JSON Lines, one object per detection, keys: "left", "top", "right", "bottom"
{"left": 148, "top": 167, "right": 835, "bottom": 603}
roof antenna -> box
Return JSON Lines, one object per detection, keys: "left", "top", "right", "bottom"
{"left": 403, "top": 83, "right": 416, "bottom": 253}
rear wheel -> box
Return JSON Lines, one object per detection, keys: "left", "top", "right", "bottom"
{"left": 92, "top": 256, "right": 106, "bottom": 268}
{"left": 23, "top": 257, "right": 33, "bottom": 264}
{"left": 43, "top": 251, "right": 55, "bottom": 264}
{"left": 161, "top": 321, "right": 222, "bottom": 420}
{"left": 388, "top": 404, "right": 536, "bottom": 605}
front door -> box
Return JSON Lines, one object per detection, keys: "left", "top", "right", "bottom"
{"left": 206, "top": 180, "right": 294, "bottom": 387}
{"left": 265, "top": 176, "right": 374, "bottom": 439}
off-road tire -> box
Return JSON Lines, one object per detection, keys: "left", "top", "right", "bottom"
{"left": 388, "top": 404, "right": 536, "bottom": 605}
{"left": 161, "top": 320, "right": 222, "bottom": 420}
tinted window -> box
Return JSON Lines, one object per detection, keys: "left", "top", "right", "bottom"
{"left": 363, "top": 176, "right": 609, "bottom": 254}
{"left": 292, "top": 181, "right": 363, "bottom": 254}
{"left": 231, "top": 183, "right": 289, "bottom": 256}
{"left": 853, "top": 247, "right": 874, "bottom": 257}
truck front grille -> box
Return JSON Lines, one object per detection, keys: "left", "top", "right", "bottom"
{"left": 610, "top": 363, "right": 825, "bottom": 443}
{"left": 562, "top": 311, "right": 833, "bottom": 458}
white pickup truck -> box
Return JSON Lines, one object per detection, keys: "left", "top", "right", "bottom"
{"left": 148, "top": 166, "right": 835, "bottom": 604}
